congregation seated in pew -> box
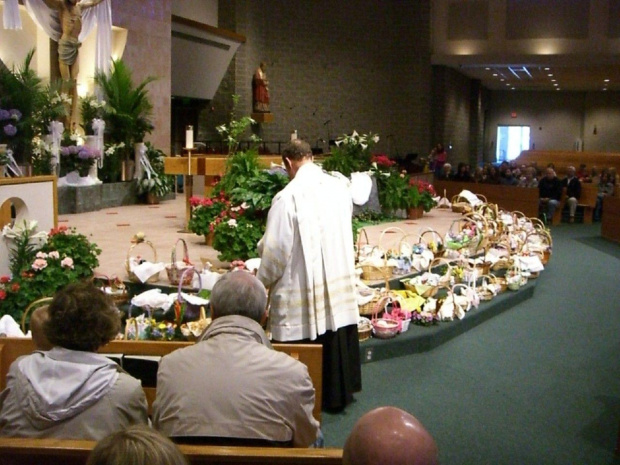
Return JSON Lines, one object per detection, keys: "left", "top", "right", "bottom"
{"left": 153, "top": 271, "right": 321, "bottom": 447}
{"left": 0, "top": 282, "right": 149, "bottom": 440}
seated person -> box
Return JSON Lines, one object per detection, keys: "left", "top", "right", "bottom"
{"left": 499, "top": 168, "right": 518, "bottom": 186}
{"left": 436, "top": 162, "right": 452, "bottom": 180}
{"left": 153, "top": 271, "right": 320, "bottom": 447}
{"left": 594, "top": 171, "right": 615, "bottom": 221}
{"left": 518, "top": 166, "right": 538, "bottom": 188}
{"left": 576, "top": 163, "right": 590, "bottom": 182}
{"left": 538, "top": 167, "right": 563, "bottom": 223}
{"left": 562, "top": 166, "right": 581, "bottom": 223}
{"left": 0, "top": 282, "right": 148, "bottom": 439}
{"left": 343, "top": 406, "right": 438, "bottom": 465}
{"left": 452, "top": 163, "right": 472, "bottom": 182}
{"left": 87, "top": 425, "right": 188, "bottom": 465}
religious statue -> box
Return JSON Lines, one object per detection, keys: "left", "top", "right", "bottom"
{"left": 43, "top": 0, "right": 105, "bottom": 126}
{"left": 252, "top": 62, "right": 270, "bottom": 113}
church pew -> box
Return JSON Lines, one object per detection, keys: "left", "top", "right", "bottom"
{"left": 0, "top": 338, "right": 323, "bottom": 423}
{"left": 602, "top": 195, "right": 620, "bottom": 243}
{"left": 433, "top": 180, "right": 539, "bottom": 218}
{"left": 0, "top": 437, "right": 343, "bottom": 465}
{"left": 514, "top": 150, "right": 620, "bottom": 178}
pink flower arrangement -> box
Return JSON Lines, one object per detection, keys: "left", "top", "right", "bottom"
{"left": 61, "top": 257, "right": 74, "bottom": 269}
{"left": 32, "top": 258, "right": 48, "bottom": 271}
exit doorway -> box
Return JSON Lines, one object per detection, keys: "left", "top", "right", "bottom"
{"left": 496, "top": 125, "right": 530, "bottom": 162}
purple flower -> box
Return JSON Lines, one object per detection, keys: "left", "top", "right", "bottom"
{"left": 78, "top": 146, "right": 102, "bottom": 160}
{"left": 0, "top": 110, "right": 9, "bottom": 121}
{"left": 3, "top": 124, "right": 16, "bottom": 137}
{"left": 61, "top": 145, "right": 80, "bottom": 156}
{"left": 9, "top": 109, "right": 21, "bottom": 121}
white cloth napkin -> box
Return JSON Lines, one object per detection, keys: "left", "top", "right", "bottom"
{"left": 350, "top": 172, "right": 373, "bottom": 206}
{"left": 458, "top": 189, "right": 483, "bottom": 207}
{"left": 129, "top": 259, "right": 166, "bottom": 283}
{"left": 0, "top": 315, "right": 26, "bottom": 337}
{"left": 130, "top": 289, "right": 173, "bottom": 310}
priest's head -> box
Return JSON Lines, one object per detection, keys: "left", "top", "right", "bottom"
{"left": 282, "top": 139, "right": 313, "bottom": 180}
{"left": 343, "top": 406, "right": 439, "bottom": 465}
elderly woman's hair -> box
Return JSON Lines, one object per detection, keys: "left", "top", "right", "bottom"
{"left": 86, "top": 425, "right": 188, "bottom": 465}
{"left": 45, "top": 281, "right": 120, "bottom": 352}
{"left": 210, "top": 271, "right": 267, "bottom": 323}
{"left": 282, "top": 139, "right": 312, "bottom": 161}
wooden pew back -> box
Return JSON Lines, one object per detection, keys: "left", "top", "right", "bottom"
{"left": 0, "top": 437, "right": 343, "bottom": 465}
{"left": 433, "top": 180, "right": 540, "bottom": 218}
{"left": 514, "top": 150, "right": 620, "bottom": 178}
{"left": 0, "top": 338, "right": 323, "bottom": 422}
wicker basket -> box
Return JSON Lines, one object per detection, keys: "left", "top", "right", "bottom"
{"left": 418, "top": 227, "right": 445, "bottom": 257}
{"left": 176, "top": 268, "right": 205, "bottom": 322}
{"left": 125, "top": 239, "right": 160, "bottom": 283}
{"left": 166, "top": 238, "right": 194, "bottom": 286}
{"left": 401, "top": 279, "right": 439, "bottom": 298}
{"left": 358, "top": 317, "right": 373, "bottom": 342}
{"left": 476, "top": 274, "right": 499, "bottom": 301}
{"left": 93, "top": 274, "right": 129, "bottom": 306}
{"left": 371, "top": 296, "right": 401, "bottom": 339}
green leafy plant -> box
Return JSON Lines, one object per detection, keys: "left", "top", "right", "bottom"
{"left": 230, "top": 170, "right": 289, "bottom": 212}
{"left": 406, "top": 179, "right": 437, "bottom": 212}
{"left": 79, "top": 94, "right": 107, "bottom": 135}
{"left": 136, "top": 143, "right": 175, "bottom": 198}
{"left": 94, "top": 59, "right": 156, "bottom": 182}
{"left": 0, "top": 223, "right": 100, "bottom": 321}
{"left": 188, "top": 192, "right": 231, "bottom": 236}
{"left": 212, "top": 215, "right": 265, "bottom": 262}
{"left": 377, "top": 170, "right": 410, "bottom": 212}
{"left": 321, "top": 131, "right": 379, "bottom": 177}
{"left": 216, "top": 94, "right": 259, "bottom": 155}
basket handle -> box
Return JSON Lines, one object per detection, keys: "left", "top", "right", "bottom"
{"left": 21, "top": 297, "right": 54, "bottom": 334}
{"left": 177, "top": 267, "right": 203, "bottom": 303}
{"left": 126, "top": 240, "right": 158, "bottom": 263}
{"left": 171, "top": 238, "right": 192, "bottom": 269}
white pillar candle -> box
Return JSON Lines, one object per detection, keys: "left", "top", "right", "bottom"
{"left": 185, "top": 125, "right": 194, "bottom": 149}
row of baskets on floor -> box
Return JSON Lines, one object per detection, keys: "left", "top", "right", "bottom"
{"left": 355, "top": 201, "right": 552, "bottom": 341}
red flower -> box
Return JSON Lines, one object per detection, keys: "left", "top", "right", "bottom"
{"left": 49, "top": 225, "right": 68, "bottom": 236}
{"left": 189, "top": 196, "right": 202, "bottom": 207}
{"left": 0, "top": 290, "right": 6, "bottom": 300}
{"left": 0, "top": 276, "right": 9, "bottom": 284}
{"left": 10, "top": 283, "right": 19, "bottom": 292}
{"left": 371, "top": 154, "right": 395, "bottom": 168}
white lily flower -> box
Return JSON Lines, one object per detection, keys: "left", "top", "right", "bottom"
{"left": 240, "top": 202, "right": 250, "bottom": 209}
{"left": 360, "top": 143, "right": 368, "bottom": 150}
{"left": 351, "top": 130, "right": 359, "bottom": 138}
{"left": 335, "top": 140, "right": 342, "bottom": 146}
{"left": 372, "top": 135, "right": 380, "bottom": 143}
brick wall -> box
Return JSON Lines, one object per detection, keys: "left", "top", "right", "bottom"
{"left": 202, "top": 0, "right": 432, "bottom": 158}
{"left": 431, "top": 65, "right": 477, "bottom": 167}
{"left": 111, "top": 0, "right": 172, "bottom": 154}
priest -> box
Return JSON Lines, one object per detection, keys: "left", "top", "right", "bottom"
{"left": 257, "top": 139, "right": 361, "bottom": 411}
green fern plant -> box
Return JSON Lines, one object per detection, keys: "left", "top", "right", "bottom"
{"left": 94, "top": 60, "right": 156, "bottom": 182}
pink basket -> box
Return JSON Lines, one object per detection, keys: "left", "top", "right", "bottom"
{"left": 371, "top": 297, "right": 402, "bottom": 339}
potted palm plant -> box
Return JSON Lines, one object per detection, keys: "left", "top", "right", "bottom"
{"left": 94, "top": 59, "right": 156, "bottom": 183}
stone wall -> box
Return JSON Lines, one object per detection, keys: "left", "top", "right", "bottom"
{"left": 111, "top": 0, "right": 172, "bottom": 154}
{"left": 202, "top": 0, "right": 433, "bottom": 158}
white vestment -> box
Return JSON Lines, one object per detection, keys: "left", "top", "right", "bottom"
{"left": 257, "top": 163, "right": 359, "bottom": 341}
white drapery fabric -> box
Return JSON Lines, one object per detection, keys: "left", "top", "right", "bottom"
{"left": 2, "top": 0, "right": 21, "bottom": 29}
{"left": 3, "top": 0, "right": 112, "bottom": 75}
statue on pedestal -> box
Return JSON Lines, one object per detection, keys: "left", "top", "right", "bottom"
{"left": 42, "top": 0, "right": 105, "bottom": 126}
{"left": 252, "top": 62, "right": 270, "bottom": 113}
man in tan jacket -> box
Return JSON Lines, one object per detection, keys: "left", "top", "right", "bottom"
{"left": 153, "top": 271, "right": 320, "bottom": 447}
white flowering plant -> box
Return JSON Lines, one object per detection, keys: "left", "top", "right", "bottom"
{"left": 321, "top": 130, "right": 380, "bottom": 177}
{"left": 0, "top": 222, "right": 100, "bottom": 321}
{"left": 212, "top": 214, "right": 264, "bottom": 263}
{"left": 216, "top": 94, "right": 260, "bottom": 156}
{"left": 79, "top": 94, "right": 108, "bottom": 135}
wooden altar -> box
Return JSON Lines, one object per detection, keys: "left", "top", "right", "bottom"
{"left": 164, "top": 154, "right": 285, "bottom": 227}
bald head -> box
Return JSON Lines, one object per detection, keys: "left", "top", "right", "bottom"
{"left": 343, "top": 407, "right": 438, "bottom": 465}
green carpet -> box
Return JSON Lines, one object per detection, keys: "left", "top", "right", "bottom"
{"left": 322, "top": 223, "right": 620, "bottom": 465}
